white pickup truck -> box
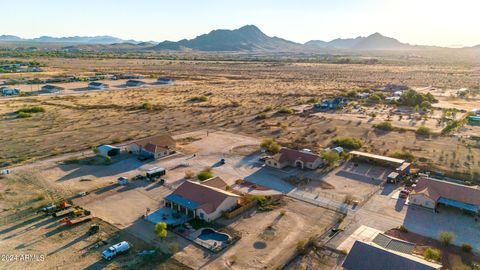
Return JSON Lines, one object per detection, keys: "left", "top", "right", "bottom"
{"left": 102, "top": 241, "right": 130, "bottom": 260}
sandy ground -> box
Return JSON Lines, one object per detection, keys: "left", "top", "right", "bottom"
{"left": 0, "top": 215, "right": 185, "bottom": 270}
{"left": 184, "top": 198, "right": 342, "bottom": 270}
{"left": 301, "top": 161, "right": 390, "bottom": 203}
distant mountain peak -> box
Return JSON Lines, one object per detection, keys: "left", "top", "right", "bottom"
{"left": 151, "top": 25, "right": 301, "bottom": 52}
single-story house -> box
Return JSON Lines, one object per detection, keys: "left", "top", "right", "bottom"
{"left": 126, "top": 134, "right": 176, "bottom": 159}
{"left": 88, "top": 82, "right": 109, "bottom": 90}
{"left": 97, "top": 145, "right": 121, "bottom": 157}
{"left": 409, "top": 177, "right": 480, "bottom": 214}
{"left": 41, "top": 84, "right": 64, "bottom": 93}
{"left": 163, "top": 180, "right": 239, "bottom": 222}
{"left": 1, "top": 87, "right": 21, "bottom": 96}
{"left": 343, "top": 240, "right": 441, "bottom": 270}
{"left": 157, "top": 77, "right": 175, "bottom": 84}
{"left": 126, "top": 80, "right": 145, "bottom": 87}
{"left": 265, "top": 148, "right": 324, "bottom": 170}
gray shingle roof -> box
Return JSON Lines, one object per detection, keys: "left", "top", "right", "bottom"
{"left": 342, "top": 241, "right": 440, "bottom": 270}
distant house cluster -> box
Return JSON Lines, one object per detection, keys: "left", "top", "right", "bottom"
{"left": 265, "top": 148, "right": 324, "bottom": 170}
{"left": 41, "top": 84, "right": 64, "bottom": 93}
{"left": 88, "top": 82, "right": 109, "bottom": 90}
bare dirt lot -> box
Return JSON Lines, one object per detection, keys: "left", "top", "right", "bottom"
{"left": 183, "top": 198, "right": 343, "bottom": 270}
{"left": 0, "top": 215, "right": 187, "bottom": 270}
{"left": 1, "top": 58, "right": 479, "bottom": 181}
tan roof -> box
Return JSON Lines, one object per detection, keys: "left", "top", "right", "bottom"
{"left": 272, "top": 148, "right": 321, "bottom": 163}
{"left": 172, "top": 180, "right": 239, "bottom": 214}
{"left": 411, "top": 177, "right": 480, "bottom": 205}
{"left": 202, "top": 176, "right": 228, "bottom": 190}
{"left": 135, "top": 134, "right": 175, "bottom": 153}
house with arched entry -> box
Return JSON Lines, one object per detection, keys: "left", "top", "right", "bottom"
{"left": 265, "top": 148, "right": 324, "bottom": 170}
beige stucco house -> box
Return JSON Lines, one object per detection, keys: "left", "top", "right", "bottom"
{"left": 127, "top": 134, "right": 176, "bottom": 159}
{"left": 265, "top": 148, "right": 324, "bottom": 170}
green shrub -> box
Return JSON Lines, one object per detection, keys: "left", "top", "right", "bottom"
{"left": 189, "top": 95, "right": 208, "bottom": 102}
{"left": 322, "top": 151, "right": 340, "bottom": 166}
{"left": 368, "top": 93, "right": 384, "bottom": 103}
{"left": 277, "top": 107, "right": 294, "bottom": 114}
{"left": 16, "top": 111, "right": 32, "bottom": 118}
{"left": 442, "top": 120, "right": 463, "bottom": 134}
{"left": 424, "top": 247, "right": 441, "bottom": 261}
{"left": 439, "top": 231, "right": 454, "bottom": 246}
{"left": 374, "top": 121, "right": 393, "bottom": 131}
{"left": 197, "top": 167, "right": 213, "bottom": 181}
{"left": 416, "top": 125, "right": 431, "bottom": 135}
{"left": 332, "top": 137, "right": 362, "bottom": 150}
{"left": 16, "top": 106, "right": 45, "bottom": 114}
{"left": 399, "top": 89, "right": 438, "bottom": 107}
{"left": 154, "top": 222, "right": 168, "bottom": 239}
{"left": 260, "top": 138, "right": 281, "bottom": 154}
{"left": 389, "top": 150, "right": 415, "bottom": 162}
{"left": 256, "top": 112, "right": 267, "bottom": 119}
{"left": 398, "top": 225, "right": 409, "bottom": 233}
{"left": 461, "top": 244, "right": 472, "bottom": 253}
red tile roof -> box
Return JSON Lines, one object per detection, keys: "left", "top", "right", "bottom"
{"left": 412, "top": 177, "right": 480, "bottom": 205}
{"left": 273, "top": 148, "right": 321, "bottom": 163}
{"left": 172, "top": 180, "right": 239, "bottom": 214}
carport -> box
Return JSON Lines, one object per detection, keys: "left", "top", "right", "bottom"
{"left": 437, "top": 197, "right": 479, "bottom": 214}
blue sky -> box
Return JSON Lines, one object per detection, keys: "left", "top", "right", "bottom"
{"left": 3, "top": 0, "right": 480, "bottom": 47}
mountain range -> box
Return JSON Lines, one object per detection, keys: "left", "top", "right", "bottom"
{"left": 1, "top": 25, "right": 478, "bottom": 52}
{"left": 305, "top": 32, "right": 411, "bottom": 50}
{"left": 0, "top": 35, "right": 141, "bottom": 44}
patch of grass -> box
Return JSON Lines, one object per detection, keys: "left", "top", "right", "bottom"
{"left": 16, "top": 111, "right": 32, "bottom": 118}
{"left": 332, "top": 137, "right": 362, "bottom": 150}
{"left": 277, "top": 107, "right": 293, "bottom": 114}
{"left": 374, "top": 121, "right": 393, "bottom": 131}
{"left": 16, "top": 106, "right": 45, "bottom": 114}
{"left": 416, "top": 125, "right": 431, "bottom": 135}
{"left": 389, "top": 150, "right": 415, "bottom": 162}
{"left": 442, "top": 119, "right": 464, "bottom": 134}
{"left": 256, "top": 112, "right": 267, "bottom": 119}
{"left": 322, "top": 151, "right": 340, "bottom": 166}
{"left": 140, "top": 102, "right": 163, "bottom": 111}
{"left": 188, "top": 95, "right": 208, "bottom": 103}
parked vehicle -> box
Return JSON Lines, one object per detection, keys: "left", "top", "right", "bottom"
{"left": 259, "top": 156, "right": 271, "bottom": 162}
{"left": 87, "top": 223, "right": 100, "bottom": 235}
{"left": 78, "top": 191, "right": 88, "bottom": 197}
{"left": 219, "top": 158, "right": 225, "bottom": 164}
{"left": 117, "top": 177, "right": 128, "bottom": 185}
{"left": 102, "top": 241, "right": 130, "bottom": 260}
{"left": 61, "top": 215, "right": 92, "bottom": 225}
{"left": 399, "top": 189, "right": 410, "bottom": 199}
{"left": 0, "top": 169, "right": 10, "bottom": 175}
{"left": 146, "top": 167, "right": 166, "bottom": 179}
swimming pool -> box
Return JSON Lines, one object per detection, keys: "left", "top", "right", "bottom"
{"left": 197, "top": 228, "right": 230, "bottom": 242}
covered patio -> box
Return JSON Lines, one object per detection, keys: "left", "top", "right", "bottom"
{"left": 146, "top": 206, "right": 192, "bottom": 226}
{"left": 164, "top": 193, "right": 198, "bottom": 219}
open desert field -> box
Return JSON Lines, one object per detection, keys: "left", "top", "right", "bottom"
{"left": 1, "top": 58, "right": 479, "bottom": 181}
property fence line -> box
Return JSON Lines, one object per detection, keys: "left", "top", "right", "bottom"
{"left": 288, "top": 190, "right": 349, "bottom": 214}
{"left": 223, "top": 200, "right": 257, "bottom": 219}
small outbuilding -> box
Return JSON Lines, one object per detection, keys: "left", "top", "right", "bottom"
{"left": 97, "top": 145, "right": 121, "bottom": 157}
{"left": 157, "top": 77, "right": 175, "bottom": 84}
{"left": 88, "top": 82, "right": 109, "bottom": 90}
{"left": 41, "top": 84, "right": 64, "bottom": 93}
{"left": 126, "top": 80, "right": 145, "bottom": 87}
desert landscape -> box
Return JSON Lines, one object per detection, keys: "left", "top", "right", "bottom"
{"left": 2, "top": 2, "right": 480, "bottom": 269}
